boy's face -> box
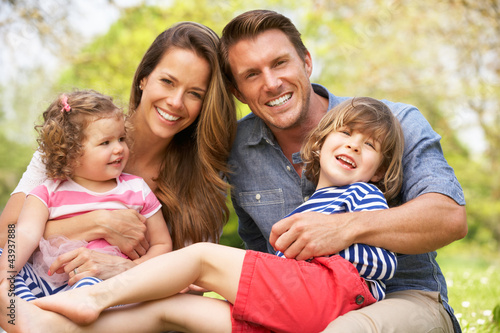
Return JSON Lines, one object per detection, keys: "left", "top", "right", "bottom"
{"left": 316, "top": 127, "right": 384, "bottom": 189}
{"left": 73, "top": 116, "right": 129, "bottom": 187}
{"left": 227, "top": 29, "right": 313, "bottom": 131}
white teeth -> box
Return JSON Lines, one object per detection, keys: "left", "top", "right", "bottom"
{"left": 337, "top": 156, "right": 356, "bottom": 168}
{"left": 266, "top": 93, "right": 292, "bottom": 107}
{"left": 156, "top": 107, "right": 180, "bottom": 121}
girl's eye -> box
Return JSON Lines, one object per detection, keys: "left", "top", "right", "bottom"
{"left": 119, "top": 137, "right": 126, "bottom": 142}
{"left": 100, "top": 141, "right": 109, "bottom": 146}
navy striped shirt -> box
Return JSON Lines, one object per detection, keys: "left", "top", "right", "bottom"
{"left": 276, "top": 182, "right": 397, "bottom": 300}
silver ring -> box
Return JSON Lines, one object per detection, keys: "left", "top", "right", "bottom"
{"left": 74, "top": 268, "right": 78, "bottom": 275}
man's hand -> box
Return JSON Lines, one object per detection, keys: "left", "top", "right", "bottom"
{"left": 269, "top": 212, "right": 354, "bottom": 260}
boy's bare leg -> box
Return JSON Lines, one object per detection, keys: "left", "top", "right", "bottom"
{"left": 33, "top": 242, "right": 245, "bottom": 325}
{"left": 1, "top": 279, "right": 231, "bottom": 332}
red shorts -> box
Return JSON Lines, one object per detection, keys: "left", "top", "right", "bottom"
{"left": 230, "top": 251, "right": 376, "bottom": 333}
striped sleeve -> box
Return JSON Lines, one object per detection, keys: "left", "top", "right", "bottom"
{"left": 337, "top": 182, "right": 397, "bottom": 300}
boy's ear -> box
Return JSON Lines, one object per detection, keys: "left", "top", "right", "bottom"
{"left": 370, "top": 168, "right": 385, "bottom": 183}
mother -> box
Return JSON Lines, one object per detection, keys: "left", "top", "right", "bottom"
{"left": 0, "top": 22, "right": 236, "bottom": 286}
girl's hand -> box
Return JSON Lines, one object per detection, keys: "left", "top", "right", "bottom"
{"left": 179, "top": 284, "right": 210, "bottom": 295}
{"left": 48, "top": 247, "right": 136, "bottom": 286}
{"left": 96, "top": 209, "right": 150, "bottom": 259}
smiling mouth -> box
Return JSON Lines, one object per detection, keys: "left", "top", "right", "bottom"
{"left": 337, "top": 155, "right": 357, "bottom": 168}
{"left": 108, "top": 158, "right": 122, "bottom": 165}
{"left": 156, "top": 107, "right": 180, "bottom": 121}
{"left": 266, "top": 93, "right": 292, "bottom": 107}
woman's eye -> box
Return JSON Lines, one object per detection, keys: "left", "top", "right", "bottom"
{"left": 191, "top": 91, "right": 203, "bottom": 100}
{"left": 161, "top": 78, "right": 173, "bottom": 85}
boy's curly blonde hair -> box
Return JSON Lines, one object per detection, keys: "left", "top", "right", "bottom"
{"left": 302, "top": 97, "right": 405, "bottom": 205}
{"left": 35, "top": 90, "right": 123, "bottom": 180}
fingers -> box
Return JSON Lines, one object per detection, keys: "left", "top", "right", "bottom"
{"left": 269, "top": 215, "right": 297, "bottom": 253}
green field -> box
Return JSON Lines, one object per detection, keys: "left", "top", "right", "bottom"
{"left": 438, "top": 240, "right": 500, "bottom": 332}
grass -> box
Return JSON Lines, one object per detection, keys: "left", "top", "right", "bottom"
{"left": 437, "top": 239, "right": 500, "bottom": 332}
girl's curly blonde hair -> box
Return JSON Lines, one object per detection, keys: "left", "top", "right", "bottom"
{"left": 35, "top": 90, "right": 123, "bottom": 181}
{"left": 302, "top": 97, "right": 405, "bottom": 205}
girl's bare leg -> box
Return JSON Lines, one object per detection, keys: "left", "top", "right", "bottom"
{"left": 33, "top": 243, "right": 245, "bottom": 325}
{"left": 0, "top": 279, "right": 232, "bottom": 333}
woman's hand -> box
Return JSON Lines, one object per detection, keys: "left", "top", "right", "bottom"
{"left": 48, "top": 247, "right": 136, "bottom": 286}
{"left": 96, "top": 209, "right": 150, "bottom": 259}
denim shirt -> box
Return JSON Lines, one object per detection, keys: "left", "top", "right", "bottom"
{"left": 228, "top": 84, "right": 465, "bottom": 332}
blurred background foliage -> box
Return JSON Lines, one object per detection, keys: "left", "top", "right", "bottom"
{"left": 0, "top": 0, "right": 499, "bottom": 250}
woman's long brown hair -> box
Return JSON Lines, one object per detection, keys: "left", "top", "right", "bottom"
{"left": 129, "top": 22, "right": 236, "bottom": 249}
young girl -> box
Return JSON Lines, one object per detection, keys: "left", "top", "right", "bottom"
{"left": 0, "top": 90, "right": 172, "bottom": 300}
{"left": 1, "top": 97, "right": 404, "bottom": 333}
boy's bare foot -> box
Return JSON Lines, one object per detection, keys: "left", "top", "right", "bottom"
{"left": 0, "top": 279, "right": 77, "bottom": 333}
{"left": 32, "top": 284, "right": 105, "bottom": 325}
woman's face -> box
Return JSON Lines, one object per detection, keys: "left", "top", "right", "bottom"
{"left": 137, "top": 47, "right": 210, "bottom": 142}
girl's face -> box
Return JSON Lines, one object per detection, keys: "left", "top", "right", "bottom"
{"left": 316, "top": 126, "right": 384, "bottom": 189}
{"left": 72, "top": 116, "right": 129, "bottom": 188}
{"left": 137, "top": 47, "right": 210, "bottom": 143}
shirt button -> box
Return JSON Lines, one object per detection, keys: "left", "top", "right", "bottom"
{"left": 304, "top": 196, "right": 309, "bottom": 201}
{"left": 255, "top": 194, "right": 261, "bottom": 201}
{"left": 286, "top": 166, "right": 291, "bottom": 171}
{"left": 355, "top": 295, "right": 365, "bottom": 305}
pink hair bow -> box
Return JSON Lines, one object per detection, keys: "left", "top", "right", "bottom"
{"left": 60, "top": 95, "right": 71, "bottom": 113}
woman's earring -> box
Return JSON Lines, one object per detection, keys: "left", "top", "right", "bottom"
{"left": 139, "top": 85, "right": 143, "bottom": 90}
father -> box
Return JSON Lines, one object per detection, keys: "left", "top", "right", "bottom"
{"left": 221, "top": 9, "right": 467, "bottom": 333}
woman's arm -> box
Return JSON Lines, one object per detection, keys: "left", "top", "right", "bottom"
{"left": 0, "top": 193, "right": 25, "bottom": 247}
{"left": 44, "top": 209, "right": 150, "bottom": 259}
{"left": 0, "top": 196, "right": 48, "bottom": 281}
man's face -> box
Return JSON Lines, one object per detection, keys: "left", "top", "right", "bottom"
{"left": 228, "top": 29, "right": 313, "bottom": 131}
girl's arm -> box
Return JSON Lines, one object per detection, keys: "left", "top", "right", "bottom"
{"left": 0, "top": 196, "right": 48, "bottom": 280}
{"left": 132, "top": 210, "right": 172, "bottom": 265}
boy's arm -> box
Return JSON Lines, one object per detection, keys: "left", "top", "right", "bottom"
{"left": 132, "top": 210, "right": 172, "bottom": 265}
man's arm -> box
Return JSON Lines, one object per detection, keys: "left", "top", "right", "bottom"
{"left": 270, "top": 192, "right": 467, "bottom": 261}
